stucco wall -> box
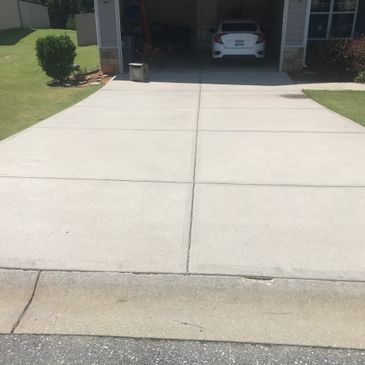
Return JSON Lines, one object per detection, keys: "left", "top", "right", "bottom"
{"left": 0, "top": 0, "right": 21, "bottom": 30}
{"left": 19, "top": 1, "right": 50, "bottom": 29}
{"left": 76, "top": 13, "right": 97, "bottom": 46}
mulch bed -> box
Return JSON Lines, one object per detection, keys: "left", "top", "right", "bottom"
{"left": 49, "top": 70, "right": 113, "bottom": 88}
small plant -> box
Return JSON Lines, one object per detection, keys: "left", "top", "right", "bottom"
{"left": 36, "top": 34, "right": 77, "bottom": 83}
{"left": 354, "top": 70, "right": 365, "bottom": 83}
{"left": 72, "top": 65, "right": 88, "bottom": 82}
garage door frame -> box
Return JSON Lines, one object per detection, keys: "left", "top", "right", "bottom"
{"left": 111, "top": 0, "right": 291, "bottom": 73}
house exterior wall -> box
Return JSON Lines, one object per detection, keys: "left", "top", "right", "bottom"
{"left": 0, "top": 0, "right": 22, "bottom": 30}
{"left": 95, "top": 0, "right": 121, "bottom": 74}
{"left": 282, "top": 0, "right": 309, "bottom": 72}
{"left": 19, "top": 1, "right": 50, "bottom": 29}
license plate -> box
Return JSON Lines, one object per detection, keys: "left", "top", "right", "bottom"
{"left": 235, "top": 40, "right": 245, "bottom": 46}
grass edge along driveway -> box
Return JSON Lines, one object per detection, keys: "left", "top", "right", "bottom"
{"left": 304, "top": 90, "right": 365, "bottom": 128}
{"left": 0, "top": 28, "right": 101, "bottom": 141}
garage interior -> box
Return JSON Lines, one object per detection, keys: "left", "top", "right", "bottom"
{"left": 120, "top": 0, "right": 285, "bottom": 70}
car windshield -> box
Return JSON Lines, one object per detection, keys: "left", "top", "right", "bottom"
{"left": 221, "top": 22, "right": 258, "bottom": 32}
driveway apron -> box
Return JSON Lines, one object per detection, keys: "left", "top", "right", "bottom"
{"left": 0, "top": 70, "right": 364, "bottom": 280}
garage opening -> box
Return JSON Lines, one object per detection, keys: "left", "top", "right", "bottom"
{"left": 120, "top": 0, "right": 285, "bottom": 71}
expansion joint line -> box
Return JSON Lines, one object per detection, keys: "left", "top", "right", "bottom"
{"left": 186, "top": 62, "right": 203, "bottom": 274}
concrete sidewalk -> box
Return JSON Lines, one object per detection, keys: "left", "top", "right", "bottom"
{"left": 296, "top": 81, "right": 365, "bottom": 90}
{"left": 0, "top": 70, "right": 365, "bottom": 280}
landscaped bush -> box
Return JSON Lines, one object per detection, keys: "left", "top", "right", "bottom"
{"left": 306, "top": 37, "right": 365, "bottom": 80}
{"left": 36, "top": 34, "right": 77, "bottom": 82}
{"left": 354, "top": 70, "right": 365, "bottom": 83}
{"left": 328, "top": 37, "right": 365, "bottom": 76}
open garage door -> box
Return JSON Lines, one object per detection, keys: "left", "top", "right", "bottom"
{"left": 197, "top": 0, "right": 285, "bottom": 67}
{"left": 121, "top": 0, "right": 286, "bottom": 70}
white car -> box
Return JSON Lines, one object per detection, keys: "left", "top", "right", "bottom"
{"left": 212, "top": 20, "right": 266, "bottom": 59}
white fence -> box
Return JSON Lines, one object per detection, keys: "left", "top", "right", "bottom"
{"left": 75, "top": 13, "right": 97, "bottom": 46}
{"left": 0, "top": 1, "right": 49, "bottom": 31}
{"left": 0, "top": 0, "right": 21, "bottom": 30}
{"left": 19, "top": 1, "right": 50, "bottom": 29}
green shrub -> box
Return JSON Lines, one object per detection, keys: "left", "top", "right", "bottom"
{"left": 354, "top": 70, "right": 365, "bottom": 83}
{"left": 328, "top": 37, "right": 365, "bottom": 75}
{"left": 306, "top": 37, "right": 365, "bottom": 80}
{"left": 72, "top": 65, "right": 88, "bottom": 82}
{"left": 36, "top": 34, "right": 77, "bottom": 82}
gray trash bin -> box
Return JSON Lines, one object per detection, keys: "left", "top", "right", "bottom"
{"left": 129, "top": 63, "right": 149, "bottom": 82}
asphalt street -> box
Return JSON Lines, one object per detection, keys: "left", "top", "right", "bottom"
{"left": 1, "top": 335, "right": 365, "bottom": 365}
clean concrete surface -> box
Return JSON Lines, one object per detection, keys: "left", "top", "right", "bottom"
{"left": 200, "top": 91, "right": 321, "bottom": 109}
{"left": 296, "top": 81, "right": 365, "bottom": 91}
{"left": 0, "top": 178, "right": 191, "bottom": 272}
{"left": 196, "top": 132, "right": 365, "bottom": 185}
{"left": 0, "top": 128, "right": 195, "bottom": 182}
{"left": 0, "top": 270, "right": 38, "bottom": 333}
{"left": 14, "top": 271, "right": 365, "bottom": 349}
{"left": 2, "top": 335, "right": 365, "bottom": 365}
{"left": 37, "top": 106, "right": 197, "bottom": 130}
{"left": 111, "top": 72, "right": 200, "bottom": 91}
{"left": 0, "top": 70, "right": 364, "bottom": 280}
{"left": 80, "top": 90, "right": 200, "bottom": 108}
{"left": 201, "top": 71, "right": 299, "bottom": 91}
{"left": 189, "top": 184, "right": 365, "bottom": 279}
{"left": 199, "top": 108, "right": 365, "bottom": 132}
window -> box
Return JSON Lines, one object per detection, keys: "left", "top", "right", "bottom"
{"left": 221, "top": 22, "right": 258, "bottom": 32}
{"left": 308, "top": 0, "right": 358, "bottom": 40}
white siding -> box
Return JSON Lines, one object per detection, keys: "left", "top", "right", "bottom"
{"left": 96, "top": 0, "right": 118, "bottom": 48}
{"left": 285, "top": 0, "right": 309, "bottom": 46}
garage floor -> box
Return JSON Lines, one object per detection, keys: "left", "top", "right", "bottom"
{"left": 148, "top": 50, "right": 279, "bottom": 73}
{"left": 0, "top": 69, "right": 365, "bottom": 280}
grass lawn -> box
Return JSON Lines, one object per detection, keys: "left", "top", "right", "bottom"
{"left": 304, "top": 90, "right": 365, "bottom": 128}
{"left": 0, "top": 28, "right": 101, "bottom": 141}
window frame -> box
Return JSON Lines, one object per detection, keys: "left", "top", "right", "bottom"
{"left": 308, "top": 0, "right": 359, "bottom": 40}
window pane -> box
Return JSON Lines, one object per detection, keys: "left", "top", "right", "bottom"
{"left": 221, "top": 23, "right": 258, "bottom": 32}
{"left": 333, "top": 0, "right": 357, "bottom": 12}
{"left": 311, "top": 0, "right": 331, "bottom": 12}
{"left": 330, "top": 13, "right": 355, "bottom": 37}
{"left": 309, "top": 14, "right": 329, "bottom": 38}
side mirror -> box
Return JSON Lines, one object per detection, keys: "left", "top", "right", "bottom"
{"left": 209, "top": 28, "right": 217, "bottom": 33}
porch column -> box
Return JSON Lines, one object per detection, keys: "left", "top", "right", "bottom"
{"left": 281, "top": 0, "right": 310, "bottom": 72}
{"left": 95, "top": 0, "right": 123, "bottom": 74}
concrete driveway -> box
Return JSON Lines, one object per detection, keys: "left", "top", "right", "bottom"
{"left": 0, "top": 70, "right": 364, "bottom": 281}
